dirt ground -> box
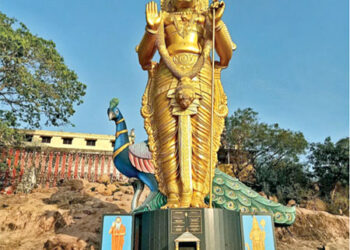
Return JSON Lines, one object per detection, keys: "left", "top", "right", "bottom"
{"left": 0, "top": 179, "right": 348, "bottom": 250}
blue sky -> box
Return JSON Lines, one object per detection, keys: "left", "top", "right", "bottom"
{"left": 2, "top": 0, "right": 348, "bottom": 144}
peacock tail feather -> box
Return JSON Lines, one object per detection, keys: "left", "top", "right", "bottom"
{"left": 134, "top": 169, "right": 296, "bottom": 225}
{"left": 209, "top": 169, "right": 296, "bottom": 225}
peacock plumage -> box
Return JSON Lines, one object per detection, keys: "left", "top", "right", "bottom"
{"left": 108, "top": 98, "right": 158, "bottom": 211}
{"left": 108, "top": 98, "right": 296, "bottom": 225}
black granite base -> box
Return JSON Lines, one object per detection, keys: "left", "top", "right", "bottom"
{"left": 133, "top": 208, "right": 243, "bottom": 250}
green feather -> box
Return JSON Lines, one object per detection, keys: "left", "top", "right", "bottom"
{"left": 109, "top": 98, "right": 119, "bottom": 109}
{"left": 134, "top": 169, "right": 296, "bottom": 225}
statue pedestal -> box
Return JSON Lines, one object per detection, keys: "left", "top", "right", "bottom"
{"left": 133, "top": 208, "right": 243, "bottom": 250}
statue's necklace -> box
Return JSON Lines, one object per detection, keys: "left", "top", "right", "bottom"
{"left": 156, "top": 16, "right": 212, "bottom": 83}
{"left": 173, "top": 12, "right": 196, "bottom": 38}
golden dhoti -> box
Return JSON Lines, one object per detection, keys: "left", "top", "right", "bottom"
{"left": 141, "top": 52, "right": 228, "bottom": 206}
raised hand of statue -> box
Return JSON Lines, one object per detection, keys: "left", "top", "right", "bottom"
{"left": 146, "top": 1, "right": 162, "bottom": 31}
{"left": 209, "top": 1, "right": 225, "bottom": 23}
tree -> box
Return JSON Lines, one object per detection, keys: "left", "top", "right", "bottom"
{"left": 223, "top": 108, "right": 308, "bottom": 184}
{"left": 0, "top": 12, "right": 86, "bottom": 145}
{"left": 308, "top": 137, "right": 349, "bottom": 199}
{"left": 255, "top": 160, "right": 311, "bottom": 203}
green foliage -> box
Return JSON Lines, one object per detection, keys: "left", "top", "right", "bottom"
{"left": 224, "top": 108, "right": 308, "bottom": 185}
{"left": 222, "top": 108, "right": 310, "bottom": 203}
{"left": 223, "top": 108, "right": 348, "bottom": 210}
{"left": 308, "top": 137, "right": 349, "bottom": 196}
{"left": 0, "top": 11, "right": 86, "bottom": 144}
{"left": 0, "top": 120, "right": 23, "bottom": 147}
{"left": 255, "top": 160, "right": 311, "bottom": 203}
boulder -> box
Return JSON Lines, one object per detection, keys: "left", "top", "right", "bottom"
{"left": 287, "top": 199, "right": 296, "bottom": 207}
{"left": 113, "top": 192, "right": 121, "bottom": 201}
{"left": 63, "top": 179, "right": 84, "bottom": 191}
{"left": 97, "top": 174, "right": 110, "bottom": 185}
{"left": 107, "top": 184, "right": 119, "bottom": 193}
{"left": 96, "top": 184, "right": 106, "bottom": 194}
{"left": 44, "top": 234, "right": 87, "bottom": 250}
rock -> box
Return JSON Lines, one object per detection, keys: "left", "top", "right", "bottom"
{"left": 47, "top": 191, "right": 89, "bottom": 207}
{"left": 92, "top": 202, "right": 106, "bottom": 208}
{"left": 124, "top": 189, "right": 133, "bottom": 195}
{"left": 111, "top": 182, "right": 121, "bottom": 188}
{"left": 103, "top": 189, "right": 113, "bottom": 196}
{"left": 98, "top": 174, "right": 110, "bottom": 185}
{"left": 269, "top": 195, "right": 279, "bottom": 203}
{"left": 107, "top": 184, "right": 118, "bottom": 193}
{"left": 287, "top": 199, "right": 296, "bottom": 207}
{"left": 83, "top": 210, "right": 95, "bottom": 215}
{"left": 96, "top": 184, "right": 106, "bottom": 194}
{"left": 39, "top": 211, "right": 66, "bottom": 232}
{"left": 63, "top": 179, "right": 84, "bottom": 191}
{"left": 304, "top": 198, "right": 327, "bottom": 211}
{"left": 8, "top": 223, "right": 16, "bottom": 230}
{"left": 44, "top": 234, "right": 87, "bottom": 250}
{"left": 85, "top": 201, "right": 94, "bottom": 206}
{"left": 258, "top": 191, "right": 267, "bottom": 198}
{"left": 113, "top": 192, "right": 120, "bottom": 201}
{"left": 96, "top": 184, "right": 113, "bottom": 196}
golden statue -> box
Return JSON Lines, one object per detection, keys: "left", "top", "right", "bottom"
{"left": 137, "top": 0, "right": 235, "bottom": 208}
{"left": 245, "top": 216, "right": 266, "bottom": 250}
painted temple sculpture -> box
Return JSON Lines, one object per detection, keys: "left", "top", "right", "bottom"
{"left": 108, "top": 0, "right": 296, "bottom": 225}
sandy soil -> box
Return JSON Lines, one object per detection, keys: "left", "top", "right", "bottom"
{"left": 0, "top": 180, "right": 348, "bottom": 250}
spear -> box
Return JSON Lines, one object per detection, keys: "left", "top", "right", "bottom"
{"left": 209, "top": 0, "right": 218, "bottom": 209}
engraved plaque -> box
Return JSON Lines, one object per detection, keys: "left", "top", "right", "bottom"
{"left": 171, "top": 209, "right": 202, "bottom": 234}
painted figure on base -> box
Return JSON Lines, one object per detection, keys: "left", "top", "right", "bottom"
{"left": 109, "top": 217, "right": 126, "bottom": 250}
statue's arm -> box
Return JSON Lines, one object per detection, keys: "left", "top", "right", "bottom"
{"left": 209, "top": 1, "right": 236, "bottom": 68}
{"left": 215, "top": 20, "right": 236, "bottom": 67}
{"left": 137, "top": 1, "right": 162, "bottom": 70}
{"left": 137, "top": 30, "right": 157, "bottom": 70}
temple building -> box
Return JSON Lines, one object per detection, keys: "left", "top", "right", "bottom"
{"left": 21, "top": 129, "right": 115, "bottom": 153}
{"left": 0, "top": 129, "right": 136, "bottom": 188}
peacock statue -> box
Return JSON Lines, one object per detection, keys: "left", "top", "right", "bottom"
{"left": 108, "top": 98, "right": 296, "bottom": 225}
{"left": 108, "top": 98, "right": 158, "bottom": 211}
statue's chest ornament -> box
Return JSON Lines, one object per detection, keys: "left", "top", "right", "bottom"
{"left": 173, "top": 13, "right": 196, "bottom": 38}
{"left": 156, "top": 13, "right": 213, "bottom": 87}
